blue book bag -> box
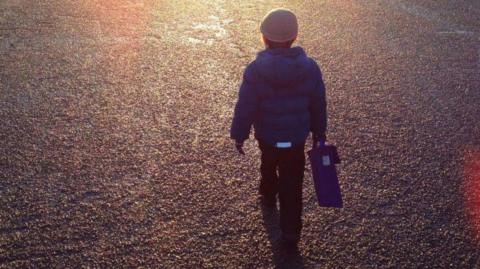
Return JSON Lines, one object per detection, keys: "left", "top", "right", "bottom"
{"left": 307, "top": 144, "right": 343, "bottom": 208}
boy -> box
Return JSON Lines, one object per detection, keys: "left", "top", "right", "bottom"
{"left": 230, "top": 8, "right": 327, "bottom": 253}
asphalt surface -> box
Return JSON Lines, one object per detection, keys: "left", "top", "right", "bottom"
{"left": 1, "top": 0, "right": 480, "bottom": 268}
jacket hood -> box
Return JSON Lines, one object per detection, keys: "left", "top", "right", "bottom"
{"left": 255, "top": 46, "right": 310, "bottom": 86}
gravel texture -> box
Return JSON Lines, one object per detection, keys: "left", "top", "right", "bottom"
{"left": 1, "top": 0, "right": 480, "bottom": 268}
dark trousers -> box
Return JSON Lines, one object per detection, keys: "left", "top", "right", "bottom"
{"left": 259, "top": 142, "right": 305, "bottom": 243}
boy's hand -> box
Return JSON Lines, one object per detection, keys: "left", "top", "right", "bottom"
{"left": 316, "top": 139, "right": 326, "bottom": 147}
{"left": 235, "top": 141, "right": 245, "bottom": 155}
{"left": 313, "top": 134, "right": 327, "bottom": 148}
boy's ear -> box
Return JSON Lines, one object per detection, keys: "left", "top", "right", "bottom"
{"left": 262, "top": 35, "right": 269, "bottom": 48}
{"left": 289, "top": 38, "right": 296, "bottom": 47}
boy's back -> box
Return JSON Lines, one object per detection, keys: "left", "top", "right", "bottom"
{"left": 230, "top": 46, "right": 327, "bottom": 148}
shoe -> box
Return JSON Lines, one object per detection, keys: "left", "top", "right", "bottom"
{"left": 280, "top": 236, "right": 299, "bottom": 255}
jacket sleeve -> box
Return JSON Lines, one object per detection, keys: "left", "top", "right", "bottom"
{"left": 310, "top": 61, "right": 327, "bottom": 141}
{"left": 230, "top": 65, "right": 258, "bottom": 143}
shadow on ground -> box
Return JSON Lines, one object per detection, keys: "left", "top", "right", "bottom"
{"left": 261, "top": 203, "right": 305, "bottom": 269}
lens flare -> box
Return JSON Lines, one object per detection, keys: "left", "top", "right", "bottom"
{"left": 463, "top": 148, "right": 480, "bottom": 244}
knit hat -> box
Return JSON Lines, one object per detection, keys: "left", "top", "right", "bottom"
{"left": 260, "top": 8, "right": 298, "bottom": 43}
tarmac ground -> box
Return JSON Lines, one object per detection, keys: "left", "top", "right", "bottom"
{"left": 1, "top": 0, "right": 480, "bottom": 268}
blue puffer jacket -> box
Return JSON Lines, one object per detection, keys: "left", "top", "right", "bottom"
{"left": 230, "top": 46, "right": 327, "bottom": 147}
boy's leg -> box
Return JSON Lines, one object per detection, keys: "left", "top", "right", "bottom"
{"left": 277, "top": 146, "right": 305, "bottom": 245}
{"left": 258, "top": 142, "right": 279, "bottom": 200}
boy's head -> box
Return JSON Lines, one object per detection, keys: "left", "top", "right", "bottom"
{"left": 260, "top": 8, "right": 298, "bottom": 48}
